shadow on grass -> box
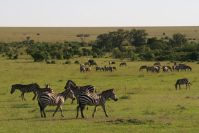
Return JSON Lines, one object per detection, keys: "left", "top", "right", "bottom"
{"left": 105, "top": 118, "right": 154, "bottom": 125}
{"left": 0, "top": 116, "right": 77, "bottom": 122}
{"left": 11, "top": 103, "right": 32, "bottom": 108}
{"left": 119, "top": 95, "right": 130, "bottom": 100}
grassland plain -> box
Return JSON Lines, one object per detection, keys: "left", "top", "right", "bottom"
{"left": 0, "top": 57, "right": 199, "bottom": 133}
{"left": 0, "top": 26, "right": 199, "bottom": 42}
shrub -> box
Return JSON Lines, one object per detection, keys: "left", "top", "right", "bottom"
{"left": 74, "top": 60, "right": 80, "bottom": 64}
{"left": 64, "top": 60, "right": 71, "bottom": 64}
{"left": 30, "top": 51, "right": 48, "bottom": 62}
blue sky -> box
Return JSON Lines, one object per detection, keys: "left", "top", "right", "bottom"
{"left": 0, "top": 0, "right": 198, "bottom": 27}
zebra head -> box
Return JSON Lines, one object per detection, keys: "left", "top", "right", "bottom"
{"left": 10, "top": 84, "right": 17, "bottom": 94}
{"left": 102, "top": 89, "right": 118, "bottom": 101}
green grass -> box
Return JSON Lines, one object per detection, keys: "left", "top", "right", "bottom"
{"left": 0, "top": 26, "right": 199, "bottom": 42}
{"left": 0, "top": 57, "right": 199, "bottom": 133}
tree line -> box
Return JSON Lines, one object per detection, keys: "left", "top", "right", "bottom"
{"left": 0, "top": 29, "right": 199, "bottom": 62}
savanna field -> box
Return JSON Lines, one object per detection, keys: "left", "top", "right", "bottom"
{"left": 0, "top": 57, "right": 199, "bottom": 133}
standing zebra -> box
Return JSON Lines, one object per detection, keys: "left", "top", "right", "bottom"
{"left": 64, "top": 80, "right": 95, "bottom": 104}
{"left": 10, "top": 83, "right": 52, "bottom": 101}
{"left": 76, "top": 89, "right": 118, "bottom": 118}
{"left": 37, "top": 88, "right": 75, "bottom": 118}
{"left": 175, "top": 78, "right": 191, "bottom": 90}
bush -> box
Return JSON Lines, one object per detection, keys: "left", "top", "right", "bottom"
{"left": 30, "top": 51, "right": 48, "bottom": 62}
{"left": 139, "top": 52, "right": 155, "bottom": 61}
{"left": 64, "top": 60, "right": 71, "bottom": 64}
{"left": 74, "top": 60, "right": 80, "bottom": 64}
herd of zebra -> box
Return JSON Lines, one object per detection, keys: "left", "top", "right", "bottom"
{"left": 139, "top": 62, "right": 192, "bottom": 73}
{"left": 10, "top": 80, "right": 118, "bottom": 118}
{"left": 80, "top": 60, "right": 127, "bottom": 72}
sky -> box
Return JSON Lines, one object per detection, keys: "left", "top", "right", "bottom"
{"left": 0, "top": 0, "right": 198, "bottom": 27}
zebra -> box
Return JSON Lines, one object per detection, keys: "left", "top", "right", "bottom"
{"left": 80, "top": 64, "right": 86, "bottom": 72}
{"left": 175, "top": 78, "right": 191, "bottom": 90}
{"left": 76, "top": 89, "right": 118, "bottom": 118}
{"left": 109, "top": 61, "right": 116, "bottom": 65}
{"left": 10, "top": 83, "right": 52, "bottom": 101}
{"left": 173, "top": 64, "right": 192, "bottom": 71}
{"left": 37, "top": 88, "right": 75, "bottom": 118}
{"left": 119, "top": 62, "right": 127, "bottom": 67}
{"left": 162, "top": 66, "right": 172, "bottom": 72}
{"left": 147, "top": 66, "right": 160, "bottom": 73}
{"left": 139, "top": 65, "right": 148, "bottom": 71}
{"left": 64, "top": 80, "right": 95, "bottom": 104}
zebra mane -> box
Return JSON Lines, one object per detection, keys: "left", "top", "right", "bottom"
{"left": 66, "top": 80, "right": 77, "bottom": 88}
{"left": 101, "top": 89, "right": 114, "bottom": 95}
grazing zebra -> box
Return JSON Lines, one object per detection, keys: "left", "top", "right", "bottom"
{"left": 119, "top": 62, "right": 127, "bottom": 67}
{"left": 162, "top": 66, "right": 172, "bottom": 72}
{"left": 64, "top": 80, "right": 95, "bottom": 104}
{"left": 10, "top": 83, "right": 53, "bottom": 101}
{"left": 175, "top": 78, "right": 191, "bottom": 90}
{"left": 139, "top": 65, "right": 148, "bottom": 71}
{"left": 76, "top": 89, "right": 118, "bottom": 118}
{"left": 147, "top": 66, "right": 160, "bottom": 73}
{"left": 37, "top": 88, "right": 75, "bottom": 118}
{"left": 173, "top": 64, "right": 192, "bottom": 71}
{"left": 109, "top": 61, "right": 116, "bottom": 65}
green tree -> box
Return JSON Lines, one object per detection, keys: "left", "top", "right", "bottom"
{"left": 170, "top": 33, "right": 187, "bottom": 47}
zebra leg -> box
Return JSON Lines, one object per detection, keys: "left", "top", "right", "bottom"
{"left": 21, "top": 92, "right": 25, "bottom": 101}
{"left": 76, "top": 105, "right": 80, "bottom": 118}
{"left": 43, "top": 107, "right": 46, "bottom": 118}
{"left": 60, "top": 106, "right": 64, "bottom": 117}
{"left": 53, "top": 105, "right": 60, "bottom": 117}
{"left": 71, "top": 99, "right": 74, "bottom": 104}
{"left": 80, "top": 105, "right": 85, "bottom": 118}
{"left": 38, "top": 102, "right": 43, "bottom": 117}
{"left": 101, "top": 104, "right": 108, "bottom": 117}
{"left": 92, "top": 106, "right": 97, "bottom": 118}
{"left": 32, "top": 92, "right": 37, "bottom": 100}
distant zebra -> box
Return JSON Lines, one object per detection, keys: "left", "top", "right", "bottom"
{"left": 109, "top": 61, "right": 116, "bottom": 65}
{"left": 10, "top": 83, "right": 52, "bottom": 101}
{"left": 173, "top": 64, "right": 192, "bottom": 71}
{"left": 175, "top": 78, "right": 191, "bottom": 90}
{"left": 147, "top": 66, "right": 160, "bottom": 73}
{"left": 37, "top": 88, "right": 75, "bottom": 118}
{"left": 76, "top": 89, "right": 118, "bottom": 118}
{"left": 80, "top": 64, "right": 86, "bottom": 72}
{"left": 162, "top": 66, "right": 172, "bottom": 72}
{"left": 64, "top": 80, "right": 95, "bottom": 104}
{"left": 139, "top": 65, "right": 148, "bottom": 71}
{"left": 119, "top": 62, "right": 127, "bottom": 67}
